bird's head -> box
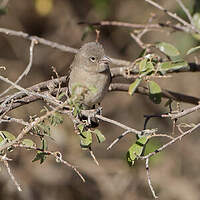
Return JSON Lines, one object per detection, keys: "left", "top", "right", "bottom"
{"left": 75, "top": 42, "right": 110, "bottom": 73}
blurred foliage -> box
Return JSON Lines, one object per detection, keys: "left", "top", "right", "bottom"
{"left": 34, "top": 0, "right": 54, "bottom": 16}
{"left": 91, "top": 0, "right": 111, "bottom": 18}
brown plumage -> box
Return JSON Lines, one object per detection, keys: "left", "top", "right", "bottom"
{"left": 68, "top": 42, "right": 111, "bottom": 109}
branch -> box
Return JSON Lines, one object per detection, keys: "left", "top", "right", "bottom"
{"left": 109, "top": 83, "right": 200, "bottom": 105}
{"left": 79, "top": 21, "right": 192, "bottom": 33}
{"left": 142, "top": 122, "right": 200, "bottom": 159}
{"left": 0, "top": 39, "right": 37, "bottom": 97}
{"left": 144, "top": 0, "right": 198, "bottom": 33}
{"left": 176, "top": 0, "right": 193, "bottom": 24}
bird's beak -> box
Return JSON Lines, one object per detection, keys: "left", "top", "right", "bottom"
{"left": 100, "top": 56, "right": 111, "bottom": 65}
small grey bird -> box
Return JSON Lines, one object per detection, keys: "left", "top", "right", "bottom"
{"left": 68, "top": 42, "right": 111, "bottom": 109}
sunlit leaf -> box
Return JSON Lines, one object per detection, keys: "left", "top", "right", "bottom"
{"left": 192, "top": 13, "right": 200, "bottom": 40}
{"left": 77, "top": 124, "right": 85, "bottom": 133}
{"left": 21, "top": 139, "right": 36, "bottom": 148}
{"left": 0, "top": 131, "right": 16, "bottom": 142}
{"left": 80, "top": 131, "right": 92, "bottom": 149}
{"left": 128, "top": 78, "right": 142, "bottom": 96}
{"left": 140, "top": 61, "right": 154, "bottom": 77}
{"left": 139, "top": 58, "right": 148, "bottom": 73}
{"left": 159, "top": 61, "right": 188, "bottom": 74}
{"left": 127, "top": 136, "right": 148, "bottom": 166}
{"left": 92, "top": 129, "right": 106, "bottom": 143}
{"left": 148, "top": 81, "right": 162, "bottom": 104}
{"left": 156, "top": 42, "right": 180, "bottom": 57}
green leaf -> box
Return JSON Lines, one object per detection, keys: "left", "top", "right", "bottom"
{"left": 32, "top": 151, "right": 49, "bottom": 164}
{"left": 41, "top": 138, "right": 48, "bottom": 151}
{"left": 80, "top": 131, "right": 92, "bottom": 149}
{"left": 57, "top": 92, "right": 66, "bottom": 100}
{"left": 128, "top": 78, "right": 142, "bottom": 95}
{"left": 81, "top": 25, "right": 94, "bottom": 41}
{"left": 158, "top": 61, "right": 188, "bottom": 74}
{"left": 127, "top": 136, "right": 148, "bottom": 166}
{"left": 192, "top": 13, "right": 200, "bottom": 40}
{"left": 139, "top": 61, "right": 154, "bottom": 77}
{"left": 77, "top": 124, "right": 85, "bottom": 133}
{"left": 139, "top": 58, "right": 148, "bottom": 73}
{"left": 0, "top": 131, "right": 16, "bottom": 143}
{"left": 93, "top": 129, "right": 106, "bottom": 143}
{"left": 137, "top": 49, "right": 147, "bottom": 58}
{"left": 21, "top": 139, "right": 36, "bottom": 148}
{"left": 148, "top": 81, "right": 162, "bottom": 104}
{"left": 0, "top": 8, "right": 7, "bottom": 15}
{"left": 49, "top": 112, "right": 63, "bottom": 126}
{"left": 38, "top": 123, "right": 51, "bottom": 135}
{"left": 156, "top": 42, "right": 180, "bottom": 57}
{"left": 186, "top": 46, "right": 200, "bottom": 55}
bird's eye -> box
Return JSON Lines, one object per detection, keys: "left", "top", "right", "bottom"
{"left": 89, "top": 56, "right": 96, "bottom": 62}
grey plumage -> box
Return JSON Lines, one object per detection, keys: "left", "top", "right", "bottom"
{"left": 68, "top": 42, "right": 111, "bottom": 109}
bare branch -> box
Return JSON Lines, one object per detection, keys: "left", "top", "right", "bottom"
{"left": 109, "top": 83, "right": 200, "bottom": 105}
{"left": 176, "top": 0, "right": 193, "bottom": 24}
{"left": 107, "top": 130, "right": 132, "bottom": 150}
{"left": 142, "top": 122, "right": 200, "bottom": 159}
{"left": 170, "top": 104, "right": 200, "bottom": 119}
{"left": 144, "top": 0, "right": 198, "bottom": 33}
{"left": 1, "top": 155, "right": 22, "bottom": 192}
{"left": 0, "top": 39, "right": 37, "bottom": 97}
{"left": 145, "top": 158, "right": 158, "bottom": 199}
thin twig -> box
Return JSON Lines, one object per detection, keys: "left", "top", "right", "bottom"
{"left": 170, "top": 104, "right": 200, "bottom": 119}
{"left": 130, "top": 32, "right": 147, "bottom": 49}
{"left": 145, "top": 158, "right": 158, "bottom": 199}
{"left": 1, "top": 155, "right": 22, "bottom": 192}
{"left": 89, "top": 148, "right": 99, "bottom": 166}
{"left": 95, "top": 114, "right": 141, "bottom": 135}
{"left": 144, "top": 0, "right": 198, "bottom": 33}
{"left": 80, "top": 21, "right": 191, "bottom": 33}
{"left": 53, "top": 151, "right": 85, "bottom": 182}
{"left": 141, "top": 122, "right": 200, "bottom": 159}
{"left": 0, "top": 75, "right": 61, "bottom": 107}
{"left": 0, "top": 39, "right": 37, "bottom": 97}
{"left": 107, "top": 130, "right": 132, "bottom": 150}
{"left": 176, "top": 0, "right": 193, "bottom": 24}
{"left": 109, "top": 83, "right": 200, "bottom": 105}
{"left": 0, "top": 101, "right": 68, "bottom": 152}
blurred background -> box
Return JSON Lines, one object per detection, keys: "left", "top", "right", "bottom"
{"left": 0, "top": 0, "right": 200, "bottom": 199}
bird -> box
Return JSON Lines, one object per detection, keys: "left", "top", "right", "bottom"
{"left": 68, "top": 42, "right": 111, "bottom": 110}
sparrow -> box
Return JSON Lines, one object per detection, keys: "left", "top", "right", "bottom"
{"left": 68, "top": 42, "right": 111, "bottom": 109}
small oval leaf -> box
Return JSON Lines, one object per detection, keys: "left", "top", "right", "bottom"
{"left": 22, "top": 139, "right": 36, "bottom": 148}
{"left": 93, "top": 129, "right": 106, "bottom": 143}
{"left": 159, "top": 61, "right": 188, "bottom": 74}
{"left": 156, "top": 42, "right": 180, "bottom": 57}
{"left": 192, "top": 13, "right": 200, "bottom": 40}
{"left": 80, "top": 131, "right": 92, "bottom": 149}
{"left": 148, "top": 81, "right": 162, "bottom": 104}
{"left": 0, "top": 131, "right": 16, "bottom": 142}
{"left": 139, "top": 58, "right": 148, "bottom": 73}
{"left": 128, "top": 78, "right": 142, "bottom": 96}
{"left": 127, "top": 136, "right": 148, "bottom": 166}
